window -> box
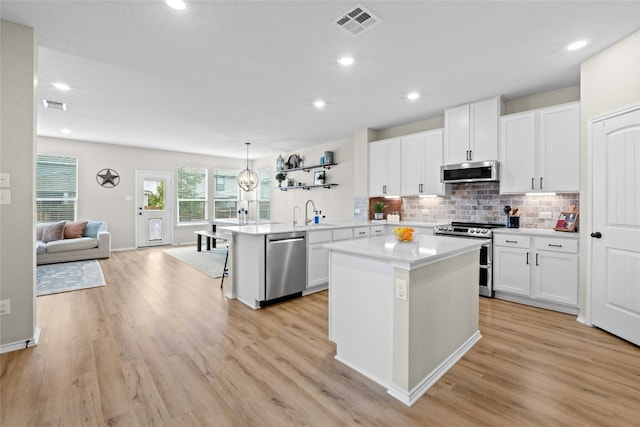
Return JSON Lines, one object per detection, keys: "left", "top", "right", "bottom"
{"left": 36, "top": 155, "right": 78, "bottom": 222}
{"left": 213, "top": 169, "right": 239, "bottom": 219}
{"left": 177, "top": 166, "right": 207, "bottom": 223}
{"left": 258, "top": 169, "right": 271, "bottom": 220}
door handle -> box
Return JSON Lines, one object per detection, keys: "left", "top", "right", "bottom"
{"left": 590, "top": 232, "right": 602, "bottom": 239}
{"left": 531, "top": 178, "right": 535, "bottom": 190}
{"left": 383, "top": 185, "right": 387, "bottom": 194}
{"left": 468, "top": 150, "right": 472, "bottom": 161}
{"left": 540, "top": 177, "right": 543, "bottom": 190}
{"left": 535, "top": 253, "right": 539, "bottom": 266}
{"left": 526, "top": 252, "right": 529, "bottom": 265}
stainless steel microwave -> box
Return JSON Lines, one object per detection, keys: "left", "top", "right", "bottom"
{"left": 440, "top": 160, "right": 499, "bottom": 183}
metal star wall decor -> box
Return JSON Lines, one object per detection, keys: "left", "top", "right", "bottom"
{"left": 96, "top": 168, "right": 120, "bottom": 188}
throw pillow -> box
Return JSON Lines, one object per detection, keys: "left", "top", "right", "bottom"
{"left": 64, "top": 221, "right": 88, "bottom": 239}
{"left": 41, "top": 221, "right": 66, "bottom": 243}
{"left": 83, "top": 221, "right": 103, "bottom": 239}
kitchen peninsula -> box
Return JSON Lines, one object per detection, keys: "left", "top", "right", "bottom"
{"left": 324, "top": 234, "right": 483, "bottom": 406}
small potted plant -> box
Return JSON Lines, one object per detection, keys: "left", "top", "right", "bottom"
{"left": 373, "top": 201, "right": 387, "bottom": 220}
{"left": 275, "top": 172, "right": 286, "bottom": 187}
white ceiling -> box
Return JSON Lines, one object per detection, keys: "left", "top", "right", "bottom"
{"left": 2, "top": 1, "right": 639, "bottom": 160}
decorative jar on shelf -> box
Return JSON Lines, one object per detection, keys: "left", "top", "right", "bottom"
{"left": 276, "top": 155, "right": 284, "bottom": 171}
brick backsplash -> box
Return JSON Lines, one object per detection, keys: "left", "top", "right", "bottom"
{"left": 400, "top": 182, "right": 579, "bottom": 229}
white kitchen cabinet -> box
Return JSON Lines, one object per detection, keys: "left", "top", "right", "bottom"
{"left": 532, "top": 237, "right": 578, "bottom": 306}
{"left": 493, "top": 232, "right": 579, "bottom": 314}
{"left": 370, "top": 225, "right": 386, "bottom": 236}
{"left": 306, "top": 230, "right": 332, "bottom": 291}
{"left": 353, "top": 227, "right": 370, "bottom": 239}
{"left": 444, "top": 96, "right": 504, "bottom": 164}
{"left": 500, "top": 102, "right": 580, "bottom": 194}
{"left": 369, "top": 138, "right": 401, "bottom": 196}
{"left": 401, "top": 129, "right": 448, "bottom": 196}
{"left": 493, "top": 235, "right": 531, "bottom": 296}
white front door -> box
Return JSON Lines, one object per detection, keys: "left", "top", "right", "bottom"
{"left": 136, "top": 171, "right": 174, "bottom": 248}
{"left": 590, "top": 105, "right": 640, "bottom": 346}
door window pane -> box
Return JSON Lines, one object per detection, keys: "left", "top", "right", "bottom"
{"left": 144, "top": 180, "right": 165, "bottom": 210}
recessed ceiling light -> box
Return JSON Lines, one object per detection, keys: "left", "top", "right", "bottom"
{"left": 313, "top": 100, "right": 326, "bottom": 109}
{"left": 166, "top": 0, "right": 186, "bottom": 10}
{"left": 338, "top": 57, "right": 354, "bottom": 66}
{"left": 52, "top": 82, "right": 70, "bottom": 91}
{"left": 567, "top": 40, "right": 588, "bottom": 51}
{"left": 60, "top": 128, "right": 71, "bottom": 134}
{"left": 407, "top": 92, "right": 420, "bottom": 100}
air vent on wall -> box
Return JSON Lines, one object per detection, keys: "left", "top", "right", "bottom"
{"left": 335, "top": 4, "right": 380, "bottom": 37}
{"left": 42, "top": 99, "right": 67, "bottom": 111}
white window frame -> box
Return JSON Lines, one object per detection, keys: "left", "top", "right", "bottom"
{"left": 257, "top": 168, "right": 271, "bottom": 221}
{"left": 213, "top": 168, "right": 240, "bottom": 219}
{"left": 176, "top": 166, "right": 208, "bottom": 224}
{"left": 36, "top": 154, "right": 78, "bottom": 223}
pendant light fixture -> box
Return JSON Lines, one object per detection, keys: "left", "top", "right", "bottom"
{"left": 237, "top": 142, "right": 259, "bottom": 192}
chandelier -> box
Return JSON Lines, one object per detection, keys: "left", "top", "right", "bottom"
{"left": 237, "top": 142, "right": 258, "bottom": 192}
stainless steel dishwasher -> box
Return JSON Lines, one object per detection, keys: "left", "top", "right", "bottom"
{"left": 264, "top": 231, "right": 307, "bottom": 304}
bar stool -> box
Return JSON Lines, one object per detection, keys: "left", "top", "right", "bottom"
{"left": 220, "top": 242, "right": 229, "bottom": 289}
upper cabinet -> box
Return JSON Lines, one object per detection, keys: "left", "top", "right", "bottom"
{"left": 500, "top": 102, "right": 580, "bottom": 194}
{"left": 444, "top": 96, "right": 504, "bottom": 164}
{"left": 401, "top": 129, "right": 448, "bottom": 196}
{"left": 369, "top": 137, "right": 401, "bottom": 197}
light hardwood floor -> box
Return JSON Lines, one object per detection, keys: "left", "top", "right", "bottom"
{"left": 2, "top": 247, "right": 639, "bottom": 426}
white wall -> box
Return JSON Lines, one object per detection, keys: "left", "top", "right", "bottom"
{"left": 254, "top": 138, "right": 355, "bottom": 225}
{"left": 0, "top": 20, "right": 38, "bottom": 349}
{"left": 38, "top": 137, "right": 246, "bottom": 249}
{"left": 579, "top": 29, "right": 640, "bottom": 316}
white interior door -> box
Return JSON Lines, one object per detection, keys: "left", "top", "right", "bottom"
{"left": 136, "top": 171, "right": 173, "bottom": 248}
{"left": 590, "top": 105, "right": 640, "bottom": 346}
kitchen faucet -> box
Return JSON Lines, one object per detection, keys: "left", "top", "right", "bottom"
{"left": 292, "top": 205, "right": 301, "bottom": 227}
{"left": 305, "top": 199, "right": 316, "bottom": 225}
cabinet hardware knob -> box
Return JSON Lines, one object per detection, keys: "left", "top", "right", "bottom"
{"left": 506, "top": 240, "right": 518, "bottom": 243}
{"left": 536, "top": 253, "right": 539, "bottom": 266}
{"left": 540, "top": 177, "right": 543, "bottom": 189}
{"left": 590, "top": 232, "right": 602, "bottom": 239}
{"left": 548, "top": 244, "right": 562, "bottom": 247}
{"left": 526, "top": 252, "right": 529, "bottom": 265}
{"left": 531, "top": 177, "right": 535, "bottom": 190}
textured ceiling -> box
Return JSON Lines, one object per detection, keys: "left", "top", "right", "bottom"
{"left": 1, "top": 1, "right": 639, "bottom": 159}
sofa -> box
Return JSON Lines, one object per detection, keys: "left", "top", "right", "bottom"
{"left": 36, "top": 220, "right": 111, "bottom": 265}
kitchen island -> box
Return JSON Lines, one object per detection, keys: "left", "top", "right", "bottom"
{"left": 324, "top": 234, "right": 483, "bottom": 406}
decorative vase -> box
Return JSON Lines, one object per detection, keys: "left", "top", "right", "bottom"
{"left": 374, "top": 212, "right": 384, "bottom": 220}
{"left": 276, "top": 155, "right": 284, "bottom": 171}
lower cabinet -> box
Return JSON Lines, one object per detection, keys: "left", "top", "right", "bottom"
{"left": 306, "top": 230, "right": 332, "bottom": 292}
{"left": 493, "top": 233, "right": 579, "bottom": 314}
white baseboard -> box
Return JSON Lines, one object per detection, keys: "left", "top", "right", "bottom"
{"left": 111, "top": 247, "right": 136, "bottom": 252}
{"left": 387, "top": 330, "right": 483, "bottom": 406}
{"left": 576, "top": 315, "right": 591, "bottom": 326}
{"left": 0, "top": 326, "right": 41, "bottom": 355}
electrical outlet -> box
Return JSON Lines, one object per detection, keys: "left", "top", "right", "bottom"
{"left": 395, "top": 279, "right": 407, "bottom": 301}
{"left": 0, "top": 299, "right": 10, "bottom": 316}
{"left": 0, "top": 173, "right": 9, "bottom": 188}
{"left": 354, "top": 208, "right": 361, "bottom": 214}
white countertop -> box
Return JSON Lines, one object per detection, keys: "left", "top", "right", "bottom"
{"left": 324, "top": 234, "right": 484, "bottom": 269}
{"left": 217, "top": 220, "right": 439, "bottom": 236}
{"left": 493, "top": 228, "right": 580, "bottom": 239}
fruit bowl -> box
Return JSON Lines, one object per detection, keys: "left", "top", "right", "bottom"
{"left": 393, "top": 226, "right": 414, "bottom": 242}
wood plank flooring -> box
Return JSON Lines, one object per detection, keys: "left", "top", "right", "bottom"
{"left": 2, "top": 246, "right": 639, "bottom": 426}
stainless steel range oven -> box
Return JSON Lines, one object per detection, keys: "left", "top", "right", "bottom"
{"left": 433, "top": 222, "right": 505, "bottom": 297}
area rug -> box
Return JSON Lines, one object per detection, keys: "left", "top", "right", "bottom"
{"left": 163, "top": 246, "right": 227, "bottom": 279}
{"left": 37, "top": 260, "right": 106, "bottom": 296}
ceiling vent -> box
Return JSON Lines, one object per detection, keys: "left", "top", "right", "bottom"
{"left": 335, "top": 4, "right": 380, "bottom": 37}
{"left": 42, "top": 99, "right": 67, "bottom": 111}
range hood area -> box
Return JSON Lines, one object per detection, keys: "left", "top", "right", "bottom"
{"left": 440, "top": 160, "right": 500, "bottom": 184}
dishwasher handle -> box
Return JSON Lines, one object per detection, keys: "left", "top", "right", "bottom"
{"left": 268, "top": 237, "right": 305, "bottom": 244}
